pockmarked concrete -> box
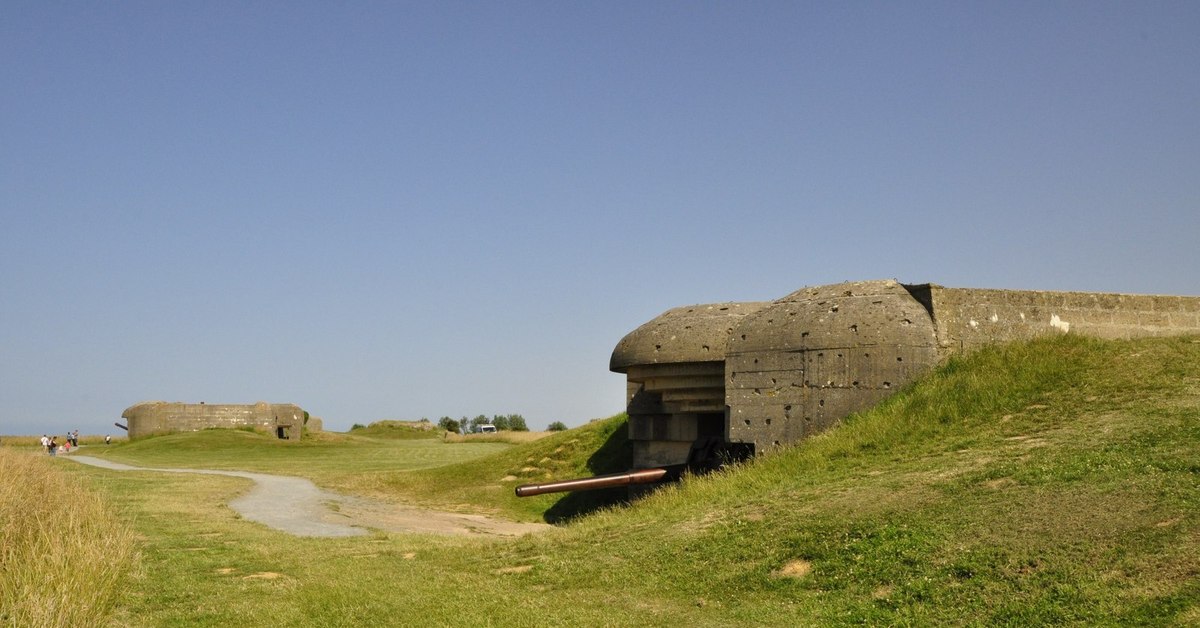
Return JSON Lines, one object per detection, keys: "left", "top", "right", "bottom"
{"left": 68, "top": 455, "right": 549, "bottom": 538}
{"left": 612, "top": 279, "right": 1200, "bottom": 470}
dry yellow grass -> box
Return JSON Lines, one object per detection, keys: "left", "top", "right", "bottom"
{"left": 0, "top": 449, "right": 137, "bottom": 628}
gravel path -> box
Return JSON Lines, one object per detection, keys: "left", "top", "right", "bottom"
{"left": 68, "top": 455, "right": 550, "bottom": 538}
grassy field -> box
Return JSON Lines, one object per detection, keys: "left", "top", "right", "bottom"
{"left": 9, "top": 334, "right": 1200, "bottom": 625}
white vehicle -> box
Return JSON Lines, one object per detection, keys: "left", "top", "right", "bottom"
{"left": 478, "top": 424, "right": 497, "bottom": 433}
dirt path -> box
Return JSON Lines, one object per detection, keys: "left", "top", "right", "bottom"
{"left": 68, "top": 455, "right": 550, "bottom": 538}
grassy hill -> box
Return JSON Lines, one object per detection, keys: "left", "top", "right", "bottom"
{"left": 31, "top": 334, "right": 1200, "bottom": 625}
{"left": 443, "top": 333, "right": 1200, "bottom": 623}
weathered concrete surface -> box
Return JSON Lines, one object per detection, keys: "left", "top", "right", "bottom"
{"left": 613, "top": 280, "right": 1200, "bottom": 469}
{"left": 67, "top": 455, "right": 549, "bottom": 538}
{"left": 726, "top": 280, "right": 941, "bottom": 452}
{"left": 121, "top": 401, "right": 306, "bottom": 440}
{"left": 611, "top": 302, "right": 768, "bottom": 468}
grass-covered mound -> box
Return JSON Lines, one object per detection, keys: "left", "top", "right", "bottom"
{"left": 480, "top": 334, "right": 1200, "bottom": 624}
{"left": 347, "top": 419, "right": 442, "bottom": 439}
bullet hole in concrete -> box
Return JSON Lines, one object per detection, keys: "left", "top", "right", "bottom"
{"left": 819, "top": 399, "right": 824, "bottom": 407}
{"left": 754, "top": 358, "right": 759, "bottom": 364}
{"left": 817, "top": 352, "right": 824, "bottom": 358}
{"left": 850, "top": 324, "right": 858, "bottom": 333}
{"left": 702, "top": 345, "right": 710, "bottom": 352}
{"left": 901, "top": 319, "right": 912, "bottom": 325}
{"left": 765, "top": 418, "right": 772, "bottom": 425}
{"left": 784, "top": 405, "right": 792, "bottom": 418}
{"left": 754, "top": 388, "right": 761, "bottom": 395}
{"left": 771, "top": 378, "right": 777, "bottom": 385}
{"left": 773, "top": 441, "right": 781, "bottom": 447}
{"left": 864, "top": 353, "right": 870, "bottom": 358}
{"left": 655, "top": 344, "right": 661, "bottom": 351}
{"left": 852, "top": 381, "right": 859, "bottom": 387}
{"left": 801, "top": 331, "right": 809, "bottom": 337}
{"left": 767, "top": 319, "right": 774, "bottom": 324}
{"left": 883, "top": 382, "right": 892, "bottom": 388}
{"left": 897, "top": 356, "right": 903, "bottom": 362}
{"left": 741, "top": 334, "right": 747, "bottom": 340}
{"left": 837, "top": 353, "right": 843, "bottom": 358}
{"left": 684, "top": 325, "right": 692, "bottom": 330}
{"left": 830, "top": 305, "right": 839, "bottom": 313}
{"left": 744, "top": 419, "right": 751, "bottom": 426}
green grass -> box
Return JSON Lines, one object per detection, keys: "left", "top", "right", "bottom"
{"left": 365, "top": 413, "right": 632, "bottom": 521}
{"left": 345, "top": 419, "right": 442, "bottom": 439}
{"left": 83, "top": 428, "right": 511, "bottom": 504}
{"left": 34, "top": 334, "right": 1200, "bottom": 625}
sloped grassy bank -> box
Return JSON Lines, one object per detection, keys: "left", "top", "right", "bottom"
{"left": 476, "top": 334, "right": 1200, "bottom": 624}
{"left": 368, "top": 411, "right": 633, "bottom": 522}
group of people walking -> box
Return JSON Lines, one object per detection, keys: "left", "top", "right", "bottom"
{"left": 40, "top": 430, "right": 83, "bottom": 455}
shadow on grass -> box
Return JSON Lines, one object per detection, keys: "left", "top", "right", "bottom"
{"left": 542, "top": 421, "right": 641, "bottom": 524}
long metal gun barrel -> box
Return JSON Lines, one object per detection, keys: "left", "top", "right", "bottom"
{"left": 514, "top": 467, "right": 673, "bottom": 497}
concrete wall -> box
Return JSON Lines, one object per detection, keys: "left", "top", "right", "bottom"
{"left": 924, "top": 286, "right": 1200, "bottom": 352}
{"left": 122, "top": 401, "right": 306, "bottom": 440}
{"left": 725, "top": 280, "right": 941, "bottom": 453}
{"left": 611, "top": 280, "right": 1200, "bottom": 469}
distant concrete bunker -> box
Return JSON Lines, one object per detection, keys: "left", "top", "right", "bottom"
{"left": 611, "top": 280, "right": 1200, "bottom": 470}
{"left": 121, "top": 401, "right": 307, "bottom": 440}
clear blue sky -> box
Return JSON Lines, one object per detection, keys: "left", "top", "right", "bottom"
{"left": 3, "top": 2, "right": 1198, "bottom": 435}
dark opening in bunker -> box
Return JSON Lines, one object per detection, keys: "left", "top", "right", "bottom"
{"left": 696, "top": 412, "right": 724, "bottom": 439}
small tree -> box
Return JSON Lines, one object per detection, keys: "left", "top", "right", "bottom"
{"left": 492, "top": 414, "right": 511, "bottom": 431}
{"left": 508, "top": 414, "right": 528, "bottom": 431}
{"left": 547, "top": 421, "right": 568, "bottom": 432}
{"left": 437, "top": 416, "right": 460, "bottom": 433}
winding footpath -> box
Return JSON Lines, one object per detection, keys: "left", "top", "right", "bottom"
{"left": 68, "top": 454, "right": 549, "bottom": 538}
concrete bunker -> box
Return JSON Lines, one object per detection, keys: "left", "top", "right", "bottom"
{"left": 612, "top": 280, "right": 1200, "bottom": 471}
{"left": 121, "top": 401, "right": 309, "bottom": 441}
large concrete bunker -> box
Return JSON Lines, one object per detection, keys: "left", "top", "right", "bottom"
{"left": 121, "top": 401, "right": 308, "bottom": 440}
{"left": 612, "top": 280, "right": 1200, "bottom": 470}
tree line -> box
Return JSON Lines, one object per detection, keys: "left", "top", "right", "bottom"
{"left": 435, "top": 415, "right": 571, "bottom": 433}
{"left": 437, "top": 414, "right": 528, "bottom": 434}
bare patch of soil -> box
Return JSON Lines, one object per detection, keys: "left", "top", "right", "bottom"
{"left": 774, "top": 559, "right": 813, "bottom": 579}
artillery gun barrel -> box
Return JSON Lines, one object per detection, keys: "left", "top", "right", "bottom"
{"left": 514, "top": 467, "right": 672, "bottom": 497}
